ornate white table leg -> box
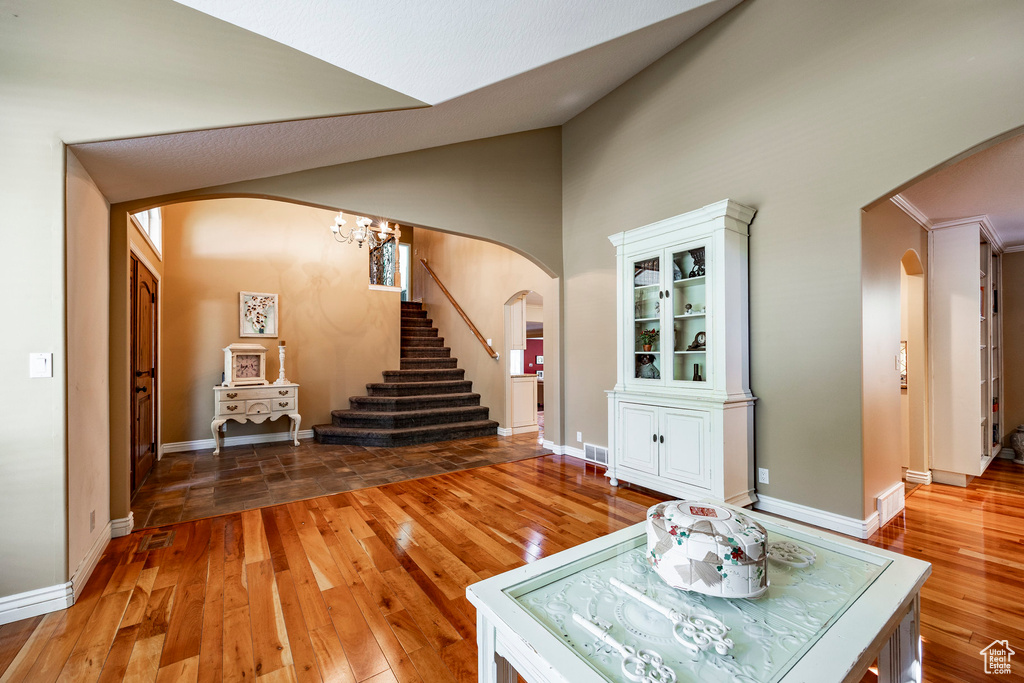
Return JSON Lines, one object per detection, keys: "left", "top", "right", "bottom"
{"left": 878, "top": 595, "right": 921, "bottom": 683}
{"left": 211, "top": 419, "right": 226, "bottom": 455}
{"left": 289, "top": 413, "right": 301, "bottom": 446}
{"left": 477, "top": 613, "right": 517, "bottom": 683}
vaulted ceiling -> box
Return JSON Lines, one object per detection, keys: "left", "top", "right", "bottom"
{"left": 68, "top": 0, "right": 741, "bottom": 202}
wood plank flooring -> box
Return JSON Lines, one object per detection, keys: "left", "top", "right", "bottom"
{"left": 3, "top": 455, "right": 1024, "bottom": 682}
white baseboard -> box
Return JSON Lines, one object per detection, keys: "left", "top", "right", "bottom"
{"left": 931, "top": 469, "right": 970, "bottom": 487}
{"left": 70, "top": 521, "right": 111, "bottom": 601}
{"left": 904, "top": 469, "right": 932, "bottom": 485}
{"left": 755, "top": 494, "right": 880, "bottom": 539}
{"left": 542, "top": 441, "right": 585, "bottom": 459}
{"left": 0, "top": 582, "right": 74, "bottom": 626}
{"left": 111, "top": 513, "right": 135, "bottom": 538}
{"left": 497, "top": 427, "right": 512, "bottom": 436}
{"left": 162, "top": 429, "right": 313, "bottom": 454}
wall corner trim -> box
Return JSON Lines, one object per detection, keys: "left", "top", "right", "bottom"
{"left": 754, "top": 494, "right": 880, "bottom": 539}
{"left": 71, "top": 521, "right": 112, "bottom": 601}
{"left": 111, "top": 513, "right": 135, "bottom": 538}
{"left": 904, "top": 469, "right": 933, "bottom": 485}
{"left": 0, "top": 582, "right": 74, "bottom": 626}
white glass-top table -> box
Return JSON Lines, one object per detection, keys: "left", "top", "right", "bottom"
{"left": 467, "top": 504, "right": 930, "bottom": 683}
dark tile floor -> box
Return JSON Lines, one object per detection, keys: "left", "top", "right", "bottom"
{"left": 131, "top": 432, "right": 551, "bottom": 529}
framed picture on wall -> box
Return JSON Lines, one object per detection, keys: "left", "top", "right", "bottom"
{"left": 536, "top": 355, "right": 544, "bottom": 364}
{"left": 240, "top": 291, "right": 279, "bottom": 337}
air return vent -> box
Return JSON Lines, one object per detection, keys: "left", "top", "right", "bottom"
{"left": 584, "top": 443, "right": 609, "bottom": 465}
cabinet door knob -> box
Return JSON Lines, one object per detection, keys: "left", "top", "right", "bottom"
{"left": 658, "top": 290, "right": 663, "bottom": 300}
{"left": 664, "top": 289, "right": 670, "bottom": 298}
{"left": 660, "top": 435, "right": 665, "bottom": 444}
{"left": 652, "top": 434, "right": 657, "bottom": 442}
{"left": 226, "top": 392, "right": 238, "bottom": 399}
{"left": 279, "top": 390, "right": 288, "bottom": 396}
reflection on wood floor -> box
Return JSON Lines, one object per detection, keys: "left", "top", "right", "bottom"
{"left": 1, "top": 456, "right": 1023, "bottom": 682}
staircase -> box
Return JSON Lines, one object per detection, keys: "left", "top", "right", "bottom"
{"left": 312, "top": 301, "right": 499, "bottom": 447}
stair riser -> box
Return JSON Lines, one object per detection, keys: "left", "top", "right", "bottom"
{"left": 383, "top": 370, "right": 465, "bottom": 383}
{"left": 401, "top": 337, "right": 445, "bottom": 347}
{"left": 313, "top": 422, "right": 498, "bottom": 448}
{"left": 332, "top": 408, "right": 490, "bottom": 429}
{"left": 400, "top": 310, "right": 427, "bottom": 319}
{"left": 349, "top": 394, "right": 482, "bottom": 411}
{"left": 400, "top": 359, "right": 458, "bottom": 370}
{"left": 402, "top": 328, "right": 439, "bottom": 337}
{"left": 401, "top": 347, "right": 451, "bottom": 358}
{"left": 400, "top": 318, "right": 433, "bottom": 328}
{"left": 400, "top": 302, "right": 422, "bottom": 309}
{"left": 367, "top": 381, "right": 473, "bottom": 396}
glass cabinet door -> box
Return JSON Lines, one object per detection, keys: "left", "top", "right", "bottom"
{"left": 670, "top": 245, "right": 708, "bottom": 383}
{"left": 631, "top": 254, "right": 663, "bottom": 381}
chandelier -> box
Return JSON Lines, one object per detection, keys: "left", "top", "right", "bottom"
{"left": 329, "top": 213, "right": 394, "bottom": 249}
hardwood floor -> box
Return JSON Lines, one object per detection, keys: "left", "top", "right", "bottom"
{"left": 2, "top": 455, "right": 1024, "bottom": 682}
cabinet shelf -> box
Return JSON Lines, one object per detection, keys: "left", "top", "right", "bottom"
{"left": 673, "top": 276, "right": 706, "bottom": 286}
{"left": 674, "top": 313, "right": 705, "bottom": 319}
{"left": 634, "top": 316, "right": 659, "bottom": 323}
{"left": 634, "top": 283, "right": 661, "bottom": 291}
{"left": 674, "top": 350, "right": 706, "bottom": 355}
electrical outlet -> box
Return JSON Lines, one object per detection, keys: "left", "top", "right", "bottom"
{"left": 90, "top": 510, "right": 96, "bottom": 532}
{"left": 758, "top": 468, "right": 770, "bottom": 485}
{"left": 577, "top": 432, "right": 583, "bottom": 442}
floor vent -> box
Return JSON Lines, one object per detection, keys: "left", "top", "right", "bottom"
{"left": 138, "top": 530, "right": 175, "bottom": 552}
{"left": 584, "top": 443, "right": 609, "bottom": 465}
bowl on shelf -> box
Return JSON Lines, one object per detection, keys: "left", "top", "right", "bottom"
{"left": 646, "top": 500, "right": 768, "bottom": 599}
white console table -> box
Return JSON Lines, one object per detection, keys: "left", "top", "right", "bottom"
{"left": 211, "top": 383, "right": 301, "bottom": 455}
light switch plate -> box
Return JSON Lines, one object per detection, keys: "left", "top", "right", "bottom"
{"left": 29, "top": 352, "right": 52, "bottom": 378}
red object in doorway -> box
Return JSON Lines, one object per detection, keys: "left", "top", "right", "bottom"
{"left": 526, "top": 338, "right": 544, "bottom": 374}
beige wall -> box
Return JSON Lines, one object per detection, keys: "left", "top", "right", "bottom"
{"left": 189, "top": 129, "right": 563, "bottom": 278}
{"left": 1003, "top": 252, "right": 1024, "bottom": 446}
{"left": 412, "top": 229, "right": 561, "bottom": 444}
{"left": 561, "top": 0, "right": 1024, "bottom": 519}
{"left": 861, "top": 201, "right": 928, "bottom": 515}
{"left": 2, "top": 0, "right": 420, "bottom": 602}
{"left": 160, "top": 198, "right": 399, "bottom": 443}
{"left": 66, "top": 152, "right": 111, "bottom": 577}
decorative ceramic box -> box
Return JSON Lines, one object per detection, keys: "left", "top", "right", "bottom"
{"left": 647, "top": 501, "right": 768, "bottom": 599}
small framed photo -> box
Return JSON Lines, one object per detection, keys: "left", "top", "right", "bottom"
{"left": 536, "top": 370, "right": 544, "bottom": 380}
{"left": 536, "top": 355, "right": 545, "bottom": 364}
{"left": 240, "top": 291, "right": 279, "bottom": 338}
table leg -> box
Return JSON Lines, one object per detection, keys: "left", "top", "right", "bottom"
{"left": 211, "top": 419, "right": 226, "bottom": 455}
{"left": 290, "top": 413, "right": 301, "bottom": 446}
{"left": 878, "top": 594, "right": 921, "bottom": 683}
{"left": 477, "top": 614, "right": 517, "bottom": 683}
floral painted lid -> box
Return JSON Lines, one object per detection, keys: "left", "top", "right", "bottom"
{"left": 647, "top": 501, "right": 769, "bottom": 599}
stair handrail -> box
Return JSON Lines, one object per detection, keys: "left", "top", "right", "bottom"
{"left": 418, "top": 259, "right": 499, "bottom": 360}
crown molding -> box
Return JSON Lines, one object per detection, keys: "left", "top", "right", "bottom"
{"left": 1004, "top": 245, "right": 1024, "bottom": 253}
{"left": 930, "top": 215, "right": 1003, "bottom": 253}
{"left": 890, "top": 194, "right": 933, "bottom": 230}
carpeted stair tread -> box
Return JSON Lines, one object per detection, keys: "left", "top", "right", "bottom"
{"left": 401, "top": 336, "right": 445, "bottom": 347}
{"left": 367, "top": 379, "right": 474, "bottom": 396}
{"left": 400, "top": 358, "right": 458, "bottom": 369}
{"left": 401, "top": 327, "right": 439, "bottom": 337}
{"left": 383, "top": 368, "right": 465, "bottom": 382}
{"left": 400, "top": 318, "right": 433, "bottom": 327}
{"left": 331, "top": 405, "right": 490, "bottom": 428}
{"left": 349, "top": 392, "right": 481, "bottom": 411}
{"left": 312, "top": 420, "right": 499, "bottom": 447}
{"left": 401, "top": 347, "right": 452, "bottom": 358}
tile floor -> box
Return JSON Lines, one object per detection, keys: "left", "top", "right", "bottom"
{"left": 131, "top": 432, "right": 551, "bottom": 529}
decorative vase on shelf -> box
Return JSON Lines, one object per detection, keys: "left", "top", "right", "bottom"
{"left": 692, "top": 363, "right": 702, "bottom": 382}
{"left": 1011, "top": 425, "right": 1024, "bottom": 464}
{"left": 643, "top": 344, "right": 652, "bottom": 352}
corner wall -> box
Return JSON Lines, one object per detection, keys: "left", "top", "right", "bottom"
{"left": 561, "top": 0, "right": 1024, "bottom": 519}
{"left": 413, "top": 229, "right": 561, "bottom": 445}
{"left": 66, "top": 152, "right": 111, "bottom": 581}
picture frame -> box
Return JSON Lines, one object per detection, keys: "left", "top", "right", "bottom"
{"left": 536, "top": 370, "right": 544, "bottom": 380}
{"left": 536, "top": 355, "right": 545, "bottom": 364}
{"left": 240, "top": 291, "right": 279, "bottom": 338}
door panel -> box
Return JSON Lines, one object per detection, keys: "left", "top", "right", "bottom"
{"left": 660, "top": 407, "right": 709, "bottom": 488}
{"left": 618, "top": 403, "right": 659, "bottom": 474}
{"left": 131, "top": 256, "right": 158, "bottom": 493}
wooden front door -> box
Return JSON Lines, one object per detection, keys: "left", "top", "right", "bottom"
{"left": 131, "top": 255, "right": 158, "bottom": 493}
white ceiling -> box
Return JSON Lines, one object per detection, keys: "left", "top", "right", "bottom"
{"left": 899, "top": 132, "right": 1024, "bottom": 249}
{"left": 70, "top": 0, "right": 740, "bottom": 203}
